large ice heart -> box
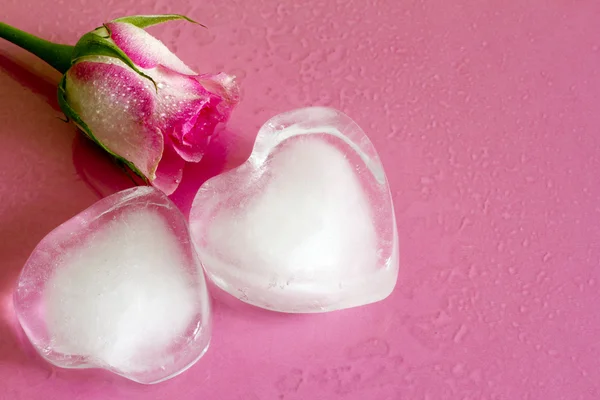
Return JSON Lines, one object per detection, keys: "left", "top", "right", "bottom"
{"left": 189, "top": 107, "right": 398, "bottom": 313}
{"left": 14, "top": 187, "right": 211, "bottom": 384}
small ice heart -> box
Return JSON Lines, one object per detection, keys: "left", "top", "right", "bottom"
{"left": 14, "top": 187, "right": 211, "bottom": 384}
{"left": 190, "top": 107, "right": 399, "bottom": 313}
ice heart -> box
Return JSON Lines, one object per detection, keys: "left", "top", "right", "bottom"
{"left": 189, "top": 107, "right": 398, "bottom": 313}
{"left": 14, "top": 187, "right": 211, "bottom": 384}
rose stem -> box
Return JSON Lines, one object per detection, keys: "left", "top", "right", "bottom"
{"left": 0, "top": 22, "right": 73, "bottom": 73}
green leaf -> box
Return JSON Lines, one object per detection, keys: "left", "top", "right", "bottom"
{"left": 57, "top": 75, "right": 149, "bottom": 183}
{"left": 71, "top": 27, "right": 157, "bottom": 91}
{"left": 112, "top": 14, "right": 204, "bottom": 29}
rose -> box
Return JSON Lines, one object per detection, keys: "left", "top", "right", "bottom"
{"left": 61, "top": 15, "right": 239, "bottom": 194}
{"left": 0, "top": 15, "right": 239, "bottom": 194}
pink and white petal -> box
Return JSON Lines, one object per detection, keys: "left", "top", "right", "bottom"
{"left": 146, "top": 64, "right": 208, "bottom": 106}
{"left": 167, "top": 97, "right": 225, "bottom": 162}
{"left": 106, "top": 22, "right": 196, "bottom": 76}
{"left": 65, "top": 58, "right": 163, "bottom": 180}
{"left": 148, "top": 68, "right": 210, "bottom": 160}
{"left": 148, "top": 66, "right": 238, "bottom": 162}
{"left": 197, "top": 72, "right": 240, "bottom": 107}
{"left": 152, "top": 136, "right": 186, "bottom": 195}
{"left": 172, "top": 74, "right": 240, "bottom": 161}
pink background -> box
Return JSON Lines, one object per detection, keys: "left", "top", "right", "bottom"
{"left": 1, "top": 0, "right": 600, "bottom": 399}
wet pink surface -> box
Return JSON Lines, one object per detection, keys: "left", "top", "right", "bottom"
{"left": 1, "top": 1, "right": 600, "bottom": 399}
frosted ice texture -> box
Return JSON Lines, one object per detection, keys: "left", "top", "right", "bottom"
{"left": 190, "top": 107, "right": 398, "bottom": 313}
{"left": 14, "top": 187, "right": 211, "bottom": 384}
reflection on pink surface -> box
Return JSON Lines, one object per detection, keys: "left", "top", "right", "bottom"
{"left": 1, "top": 0, "right": 600, "bottom": 399}
{"left": 71, "top": 122, "right": 251, "bottom": 215}
{"left": 169, "top": 126, "right": 251, "bottom": 217}
{"left": 71, "top": 134, "right": 137, "bottom": 199}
